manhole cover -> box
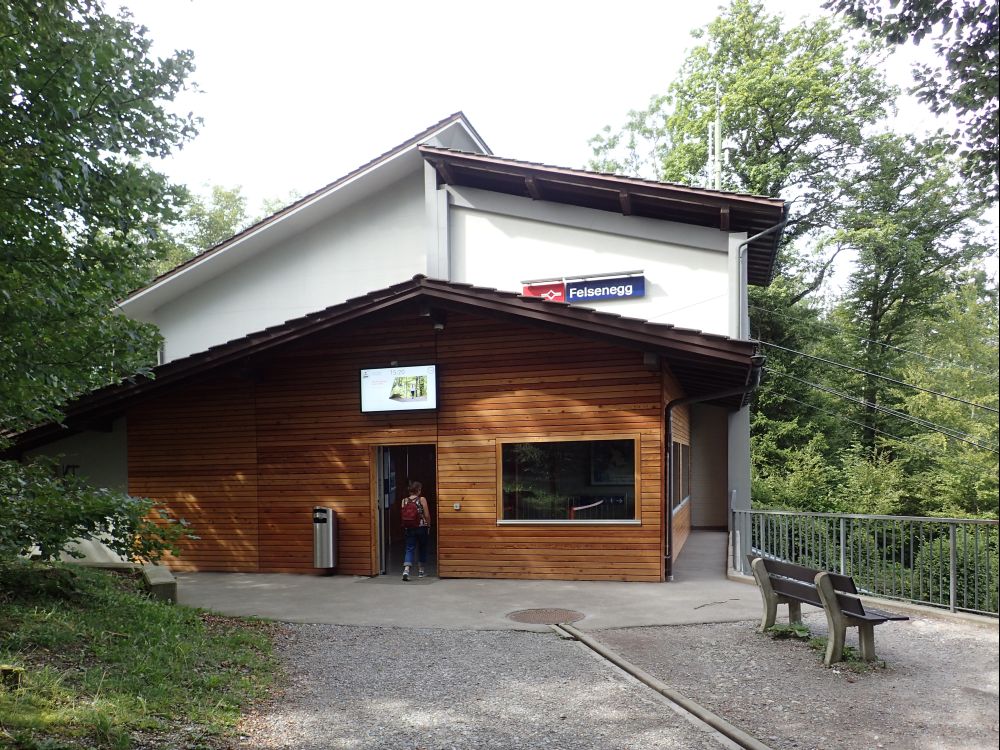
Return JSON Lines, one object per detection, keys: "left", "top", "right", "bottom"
{"left": 506, "top": 608, "right": 585, "bottom": 624}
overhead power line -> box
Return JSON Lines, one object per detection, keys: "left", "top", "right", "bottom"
{"left": 749, "top": 303, "right": 1000, "bottom": 377}
{"left": 768, "top": 368, "right": 984, "bottom": 445}
{"left": 765, "top": 368, "right": 999, "bottom": 454}
{"left": 760, "top": 340, "right": 1000, "bottom": 415}
{"left": 770, "top": 392, "right": 945, "bottom": 458}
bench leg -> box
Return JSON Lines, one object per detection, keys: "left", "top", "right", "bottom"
{"left": 787, "top": 601, "right": 802, "bottom": 625}
{"left": 858, "top": 624, "right": 877, "bottom": 661}
{"left": 751, "top": 558, "right": 778, "bottom": 633}
{"left": 815, "top": 572, "right": 847, "bottom": 666}
{"left": 824, "top": 623, "right": 846, "bottom": 666}
{"left": 759, "top": 597, "right": 778, "bottom": 633}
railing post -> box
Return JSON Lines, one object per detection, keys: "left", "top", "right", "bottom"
{"left": 949, "top": 524, "right": 958, "bottom": 613}
{"left": 731, "top": 509, "right": 739, "bottom": 573}
{"left": 839, "top": 516, "right": 846, "bottom": 575}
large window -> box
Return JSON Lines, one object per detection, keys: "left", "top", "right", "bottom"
{"left": 499, "top": 437, "right": 638, "bottom": 522}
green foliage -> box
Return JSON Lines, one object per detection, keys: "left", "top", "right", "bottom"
{"left": 834, "top": 446, "right": 905, "bottom": 515}
{"left": 0, "top": 0, "right": 197, "bottom": 440}
{"left": 590, "top": 0, "right": 895, "bottom": 252}
{"left": 911, "top": 527, "right": 1000, "bottom": 613}
{"left": 0, "top": 457, "right": 191, "bottom": 564}
{"left": 0, "top": 564, "right": 276, "bottom": 748}
{"left": 766, "top": 622, "right": 811, "bottom": 640}
{"left": 752, "top": 434, "right": 837, "bottom": 511}
{"left": 806, "top": 637, "right": 885, "bottom": 671}
{"left": 149, "top": 184, "right": 252, "bottom": 278}
{"left": 592, "top": 0, "right": 998, "bottom": 522}
{"left": 894, "top": 282, "right": 1000, "bottom": 518}
{"left": 0, "top": 2, "right": 204, "bottom": 574}
{"left": 825, "top": 0, "right": 999, "bottom": 201}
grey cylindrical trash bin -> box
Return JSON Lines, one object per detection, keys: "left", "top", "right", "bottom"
{"left": 313, "top": 507, "right": 337, "bottom": 568}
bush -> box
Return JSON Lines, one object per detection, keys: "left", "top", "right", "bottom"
{"left": 0, "top": 457, "right": 192, "bottom": 563}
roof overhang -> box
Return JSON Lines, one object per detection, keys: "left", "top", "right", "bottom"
{"left": 419, "top": 146, "right": 787, "bottom": 286}
{"left": 9, "top": 276, "right": 758, "bottom": 453}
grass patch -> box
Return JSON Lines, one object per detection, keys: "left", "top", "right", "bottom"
{"left": 0, "top": 561, "right": 277, "bottom": 749}
{"left": 765, "top": 622, "right": 812, "bottom": 640}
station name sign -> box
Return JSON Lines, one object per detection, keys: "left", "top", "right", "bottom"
{"left": 522, "top": 274, "right": 645, "bottom": 304}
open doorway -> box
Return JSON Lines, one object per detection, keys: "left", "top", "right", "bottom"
{"left": 374, "top": 444, "right": 437, "bottom": 577}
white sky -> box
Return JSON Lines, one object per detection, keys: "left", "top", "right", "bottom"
{"left": 121, "top": 0, "right": 938, "bottom": 210}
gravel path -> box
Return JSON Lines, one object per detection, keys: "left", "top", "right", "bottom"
{"left": 233, "top": 615, "right": 997, "bottom": 750}
{"left": 600, "top": 613, "right": 1000, "bottom": 750}
{"left": 234, "top": 624, "right": 732, "bottom": 750}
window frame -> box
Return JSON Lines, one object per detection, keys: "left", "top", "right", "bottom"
{"left": 671, "top": 440, "right": 691, "bottom": 512}
{"left": 495, "top": 433, "right": 642, "bottom": 526}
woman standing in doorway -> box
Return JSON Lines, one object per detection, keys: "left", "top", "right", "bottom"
{"left": 401, "top": 480, "right": 431, "bottom": 581}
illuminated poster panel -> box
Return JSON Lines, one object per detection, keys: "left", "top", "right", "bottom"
{"left": 360, "top": 365, "right": 438, "bottom": 413}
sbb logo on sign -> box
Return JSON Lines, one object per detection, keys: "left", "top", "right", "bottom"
{"left": 522, "top": 275, "right": 645, "bottom": 304}
{"left": 521, "top": 282, "right": 566, "bottom": 302}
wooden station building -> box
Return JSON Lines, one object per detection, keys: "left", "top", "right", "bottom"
{"left": 12, "top": 114, "right": 786, "bottom": 582}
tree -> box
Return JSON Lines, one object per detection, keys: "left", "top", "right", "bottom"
{"left": 0, "top": 0, "right": 197, "bottom": 438}
{"left": 1, "top": 1, "right": 198, "bottom": 562}
{"left": 592, "top": 0, "right": 999, "bottom": 518}
{"left": 826, "top": 135, "right": 992, "bottom": 449}
{"left": 150, "top": 184, "right": 251, "bottom": 278}
{"left": 590, "top": 0, "right": 896, "bottom": 260}
{"left": 894, "top": 280, "right": 999, "bottom": 517}
{"left": 825, "top": 0, "right": 1000, "bottom": 201}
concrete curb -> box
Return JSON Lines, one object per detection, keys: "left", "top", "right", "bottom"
{"left": 141, "top": 564, "right": 177, "bottom": 603}
{"left": 556, "top": 622, "right": 773, "bottom": 750}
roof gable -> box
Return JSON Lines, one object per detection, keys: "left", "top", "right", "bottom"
{"left": 119, "top": 113, "right": 490, "bottom": 318}
{"left": 10, "top": 276, "right": 757, "bottom": 452}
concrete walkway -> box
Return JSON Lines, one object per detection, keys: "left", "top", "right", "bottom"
{"left": 176, "top": 531, "right": 762, "bottom": 631}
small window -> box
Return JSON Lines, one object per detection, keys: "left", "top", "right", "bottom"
{"left": 500, "top": 438, "right": 637, "bottom": 522}
{"left": 671, "top": 441, "right": 691, "bottom": 503}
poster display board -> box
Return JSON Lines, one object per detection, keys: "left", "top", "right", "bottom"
{"left": 360, "top": 365, "right": 438, "bottom": 413}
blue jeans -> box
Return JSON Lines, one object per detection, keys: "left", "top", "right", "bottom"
{"left": 404, "top": 526, "right": 429, "bottom": 566}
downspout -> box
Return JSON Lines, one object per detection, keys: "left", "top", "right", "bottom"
{"left": 664, "top": 354, "right": 765, "bottom": 580}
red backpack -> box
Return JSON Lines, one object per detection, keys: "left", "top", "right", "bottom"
{"left": 401, "top": 498, "right": 421, "bottom": 528}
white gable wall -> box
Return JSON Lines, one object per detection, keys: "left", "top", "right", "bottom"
{"left": 448, "top": 192, "right": 731, "bottom": 336}
{"left": 153, "top": 171, "right": 426, "bottom": 362}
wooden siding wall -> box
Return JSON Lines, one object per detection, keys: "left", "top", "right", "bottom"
{"left": 436, "top": 315, "right": 664, "bottom": 582}
{"left": 128, "top": 310, "right": 672, "bottom": 581}
{"left": 129, "top": 378, "right": 259, "bottom": 571}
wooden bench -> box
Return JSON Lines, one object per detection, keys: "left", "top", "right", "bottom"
{"left": 749, "top": 555, "right": 908, "bottom": 666}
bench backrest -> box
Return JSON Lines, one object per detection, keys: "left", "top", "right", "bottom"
{"left": 748, "top": 555, "right": 867, "bottom": 616}
{"left": 770, "top": 574, "right": 823, "bottom": 607}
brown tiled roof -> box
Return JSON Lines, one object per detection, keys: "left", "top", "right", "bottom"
{"left": 9, "top": 276, "right": 758, "bottom": 452}
{"left": 420, "top": 146, "right": 788, "bottom": 286}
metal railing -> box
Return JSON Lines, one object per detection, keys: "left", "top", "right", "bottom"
{"left": 732, "top": 509, "right": 999, "bottom": 617}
